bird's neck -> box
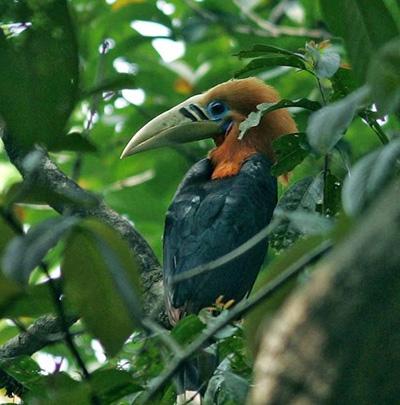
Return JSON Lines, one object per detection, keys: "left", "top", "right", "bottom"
{"left": 209, "top": 123, "right": 258, "bottom": 180}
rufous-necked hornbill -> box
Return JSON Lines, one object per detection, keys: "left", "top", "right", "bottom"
{"left": 121, "top": 77, "right": 297, "bottom": 401}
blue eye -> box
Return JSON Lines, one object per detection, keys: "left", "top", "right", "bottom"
{"left": 207, "top": 100, "right": 229, "bottom": 120}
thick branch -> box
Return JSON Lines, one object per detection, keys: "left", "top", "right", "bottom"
{"left": 2, "top": 133, "right": 164, "bottom": 321}
{"left": 0, "top": 133, "right": 167, "bottom": 371}
{"left": 250, "top": 178, "right": 400, "bottom": 404}
{"left": 0, "top": 315, "right": 76, "bottom": 359}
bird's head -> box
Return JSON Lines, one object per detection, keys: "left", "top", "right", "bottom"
{"left": 121, "top": 78, "right": 297, "bottom": 179}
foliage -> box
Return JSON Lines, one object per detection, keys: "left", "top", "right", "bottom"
{"left": 0, "top": 0, "right": 399, "bottom": 403}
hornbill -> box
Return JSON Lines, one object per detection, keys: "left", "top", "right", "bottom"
{"left": 121, "top": 77, "right": 297, "bottom": 400}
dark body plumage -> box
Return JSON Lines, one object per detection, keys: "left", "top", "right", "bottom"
{"left": 163, "top": 153, "right": 277, "bottom": 320}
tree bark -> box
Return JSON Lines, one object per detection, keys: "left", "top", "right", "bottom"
{"left": 250, "top": 178, "right": 400, "bottom": 404}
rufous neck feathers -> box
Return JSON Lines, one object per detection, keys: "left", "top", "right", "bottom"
{"left": 205, "top": 78, "right": 298, "bottom": 180}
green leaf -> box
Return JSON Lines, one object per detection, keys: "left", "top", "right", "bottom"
{"left": 272, "top": 133, "right": 311, "bottom": 176}
{"left": 0, "top": 215, "right": 16, "bottom": 256}
{"left": 306, "top": 86, "right": 370, "bottom": 154}
{"left": 62, "top": 219, "right": 143, "bottom": 356}
{"left": 204, "top": 359, "right": 249, "bottom": 405}
{"left": 2, "top": 278, "right": 58, "bottom": 318}
{"left": 367, "top": 37, "right": 400, "bottom": 115}
{"left": 90, "top": 369, "right": 142, "bottom": 403}
{"left": 0, "top": 356, "right": 43, "bottom": 392}
{"left": 320, "top": 0, "right": 399, "bottom": 83}
{"left": 2, "top": 216, "right": 79, "bottom": 284}
{"left": 331, "top": 68, "right": 358, "bottom": 100}
{"left": 24, "top": 372, "right": 91, "bottom": 405}
{"left": 171, "top": 314, "right": 205, "bottom": 345}
{"left": 0, "top": 1, "right": 79, "bottom": 150}
{"left": 235, "top": 56, "right": 306, "bottom": 78}
{"left": 305, "top": 42, "right": 340, "bottom": 79}
{"left": 80, "top": 73, "right": 136, "bottom": 100}
{"left": 0, "top": 272, "right": 22, "bottom": 316}
{"left": 270, "top": 175, "right": 324, "bottom": 249}
{"left": 239, "top": 99, "right": 321, "bottom": 139}
{"left": 236, "top": 44, "right": 303, "bottom": 59}
{"left": 49, "top": 132, "right": 97, "bottom": 153}
{"left": 342, "top": 138, "right": 400, "bottom": 216}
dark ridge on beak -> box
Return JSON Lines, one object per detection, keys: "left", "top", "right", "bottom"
{"left": 189, "top": 104, "right": 209, "bottom": 121}
{"left": 179, "top": 107, "right": 198, "bottom": 122}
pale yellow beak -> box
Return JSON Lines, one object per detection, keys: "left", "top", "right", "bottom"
{"left": 120, "top": 94, "right": 221, "bottom": 158}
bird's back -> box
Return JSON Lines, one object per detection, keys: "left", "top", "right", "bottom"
{"left": 163, "top": 153, "right": 277, "bottom": 320}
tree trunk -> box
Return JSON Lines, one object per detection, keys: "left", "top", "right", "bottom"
{"left": 250, "top": 179, "right": 400, "bottom": 404}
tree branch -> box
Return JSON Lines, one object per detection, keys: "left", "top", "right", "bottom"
{"left": 0, "top": 315, "right": 77, "bottom": 359}
{"left": 232, "top": 0, "right": 330, "bottom": 39}
{"left": 0, "top": 132, "right": 167, "bottom": 376}
{"left": 2, "top": 131, "right": 165, "bottom": 321}
{"left": 250, "top": 178, "right": 400, "bottom": 404}
{"left": 139, "top": 240, "right": 331, "bottom": 403}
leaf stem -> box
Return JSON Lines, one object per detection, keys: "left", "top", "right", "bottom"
{"left": 359, "top": 111, "right": 390, "bottom": 144}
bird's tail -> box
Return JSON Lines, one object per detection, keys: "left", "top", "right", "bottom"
{"left": 176, "top": 359, "right": 202, "bottom": 404}
{"left": 176, "top": 350, "right": 217, "bottom": 404}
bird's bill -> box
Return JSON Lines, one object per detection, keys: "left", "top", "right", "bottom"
{"left": 120, "top": 94, "right": 220, "bottom": 158}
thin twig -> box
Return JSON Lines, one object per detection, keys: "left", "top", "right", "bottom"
{"left": 232, "top": 0, "right": 330, "bottom": 39}
{"left": 316, "top": 76, "right": 330, "bottom": 215}
{"left": 40, "top": 264, "right": 90, "bottom": 378}
{"left": 0, "top": 208, "right": 98, "bottom": 402}
{"left": 10, "top": 319, "right": 27, "bottom": 333}
{"left": 140, "top": 240, "right": 332, "bottom": 403}
{"left": 269, "top": 0, "right": 291, "bottom": 24}
{"left": 359, "top": 111, "right": 390, "bottom": 145}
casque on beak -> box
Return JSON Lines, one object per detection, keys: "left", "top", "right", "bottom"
{"left": 120, "top": 94, "right": 222, "bottom": 158}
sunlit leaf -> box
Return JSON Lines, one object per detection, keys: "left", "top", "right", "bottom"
{"left": 112, "top": 0, "right": 146, "bottom": 11}
{"left": 171, "top": 315, "right": 205, "bottom": 345}
{"left": 62, "top": 219, "right": 143, "bottom": 356}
